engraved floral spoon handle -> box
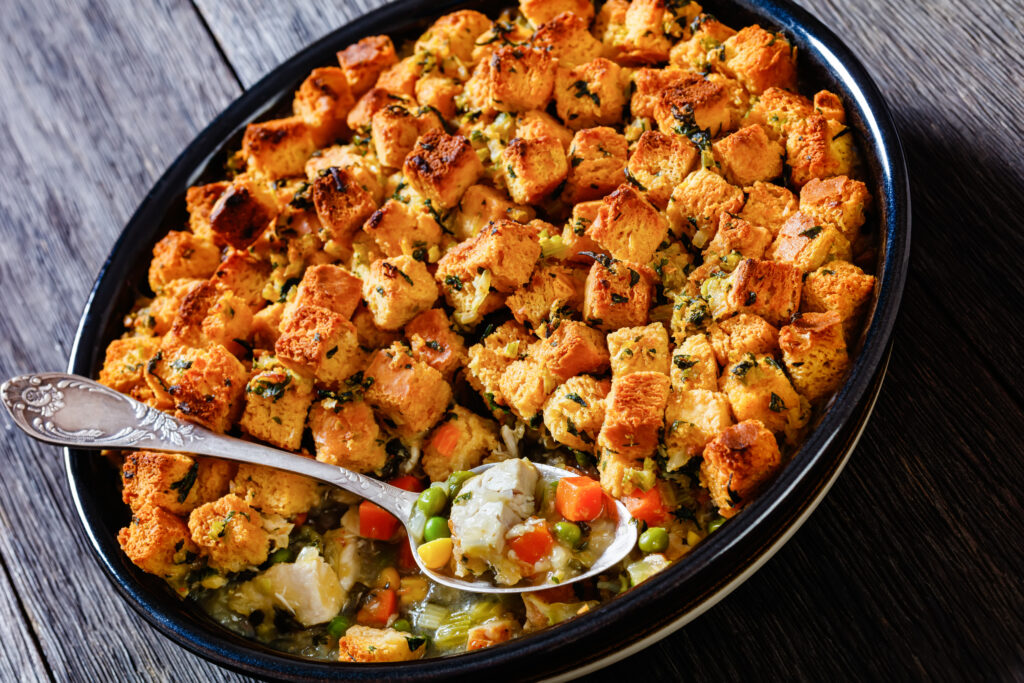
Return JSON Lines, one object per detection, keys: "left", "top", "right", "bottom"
{"left": 0, "top": 373, "right": 417, "bottom": 522}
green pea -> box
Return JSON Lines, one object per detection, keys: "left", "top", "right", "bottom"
{"left": 553, "top": 522, "right": 582, "bottom": 547}
{"left": 638, "top": 527, "right": 669, "bottom": 553}
{"left": 269, "top": 547, "right": 293, "bottom": 564}
{"left": 416, "top": 486, "right": 447, "bottom": 516}
{"left": 327, "top": 615, "right": 351, "bottom": 638}
{"left": 708, "top": 517, "right": 726, "bottom": 533}
{"left": 423, "top": 516, "right": 451, "bottom": 542}
{"left": 392, "top": 618, "right": 412, "bottom": 632}
{"left": 446, "top": 471, "right": 476, "bottom": 499}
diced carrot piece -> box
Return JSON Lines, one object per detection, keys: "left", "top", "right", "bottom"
{"left": 429, "top": 421, "right": 461, "bottom": 458}
{"left": 507, "top": 522, "right": 554, "bottom": 565}
{"left": 389, "top": 474, "right": 425, "bottom": 493}
{"left": 623, "top": 487, "right": 667, "bottom": 526}
{"left": 356, "top": 588, "right": 397, "bottom": 627}
{"left": 293, "top": 512, "right": 308, "bottom": 527}
{"left": 397, "top": 535, "right": 417, "bottom": 571}
{"left": 359, "top": 501, "right": 400, "bottom": 540}
{"left": 555, "top": 476, "right": 605, "bottom": 522}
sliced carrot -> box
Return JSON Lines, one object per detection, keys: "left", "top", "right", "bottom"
{"left": 358, "top": 501, "right": 399, "bottom": 540}
{"left": 507, "top": 523, "right": 554, "bottom": 565}
{"left": 555, "top": 476, "right": 605, "bottom": 522}
{"left": 356, "top": 588, "right": 397, "bottom": 627}
{"left": 397, "top": 535, "right": 417, "bottom": 571}
{"left": 430, "top": 421, "right": 461, "bottom": 458}
{"left": 389, "top": 474, "right": 425, "bottom": 493}
{"left": 623, "top": 487, "right": 667, "bottom": 526}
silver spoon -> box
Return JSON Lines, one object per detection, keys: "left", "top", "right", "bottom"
{"left": 2, "top": 372, "right": 637, "bottom": 594}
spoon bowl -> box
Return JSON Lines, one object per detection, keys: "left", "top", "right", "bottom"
{"left": 2, "top": 372, "right": 637, "bottom": 593}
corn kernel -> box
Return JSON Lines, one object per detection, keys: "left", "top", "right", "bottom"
{"left": 417, "top": 537, "right": 454, "bottom": 569}
{"left": 376, "top": 567, "right": 401, "bottom": 590}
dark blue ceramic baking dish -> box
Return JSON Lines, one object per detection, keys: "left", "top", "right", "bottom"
{"left": 65, "top": 0, "right": 910, "bottom": 679}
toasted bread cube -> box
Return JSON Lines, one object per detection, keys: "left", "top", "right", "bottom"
{"left": 308, "top": 399, "right": 388, "bottom": 472}
{"left": 404, "top": 132, "right": 485, "bottom": 209}
{"left": 617, "top": 0, "right": 671, "bottom": 64}
{"left": 607, "top": 323, "right": 670, "bottom": 377}
{"left": 663, "top": 389, "right": 734, "bottom": 470}
{"left": 554, "top": 58, "right": 627, "bottom": 130}
{"left": 293, "top": 67, "right": 355, "bottom": 147}
{"left": 597, "top": 449, "right": 632, "bottom": 498}
{"left": 99, "top": 337, "right": 162, "bottom": 401}
{"left": 284, "top": 264, "right": 362, "bottom": 323}
{"left": 312, "top": 166, "right": 377, "bottom": 253}
{"left": 625, "top": 130, "right": 698, "bottom": 209}
{"left": 275, "top": 306, "right": 363, "bottom": 385}
{"left": 371, "top": 105, "right": 444, "bottom": 169}
{"left": 338, "top": 626, "right": 426, "bottom": 663}
{"left": 148, "top": 231, "right": 220, "bottom": 294}
{"left": 715, "top": 258, "right": 802, "bottom": 326}
{"left": 543, "top": 375, "right": 609, "bottom": 452}
{"left": 337, "top": 35, "right": 398, "bottom": 97}
{"left": 649, "top": 242, "right": 694, "bottom": 293}
{"left": 415, "top": 75, "right": 463, "bottom": 120}
{"left": 521, "top": 0, "right": 594, "bottom": 26}
{"left": 118, "top": 505, "right": 198, "bottom": 582}
{"left": 375, "top": 55, "right": 425, "bottom": 98}
{"left": 813, "top": 89, "right": 846, "bottom": 123}
{"left": 436, "top": 218, "right": 541, "bottom": 293}
{"left": 721, "top": 25, "right": 797, "bottom": 95}
{"left": 470, "top": 21, "right": 535, "bottom": 64}
{"left": 466, "top": 321, "right": 533, "bottom": 407}
{"left": 666, "top": 169, "right": 744, "bottom": 246}
{"left": 186, "top": 181, "right": 229, "bottom": 244}
{"left": 467, "top": 45, "right": 556, "bottom": 113}
{"left": 587, "top": 184, "right": 668, "bottom": 264}
{"left": 364, "top": 343, "right": 452, "bottom": 436}
{"left": 701, "top": 419, "right": 781, "bottom": 517}
{"left": 629, "top": 67, "right": 690, "bottom": 120}
{"left": 145, "top": 279, "right": 203, "bottom": 342}
{"left": 598, "top": 371, "right": 670, "bottom": 458}
{"left": 451, "top": 184, "right": 535, "bottom": 240}
{"left": 743, "top": 87, "right": 813, "bottom": 141}
{"left": 422, "top": 406, "right": 501, "bottom": 482}
{"left": 362, "top": 199, "right": 442, "bottom": 260}
{"left": 436, "top": 268, "right": 507, "bottom": 329}
{"left": 362, "top": 255, "right": 438, "bottom": 330}
{"left": 499, "top": 358, "right": 555, "bottom": 421}
{"left": 507, "top": 263, "right": 583, "bottom": 329}
{"left": 668, "top": 14, "right": 736, "bottom": 72}
{"left": 712, "top": 124, "right": 785, "bottom": 187}
{"left": 305, "top": 143, "right": 386, "bottom": 203}
{"left": 502, "top": 136, "right": 568, "bottom": 204}
{"left": 705, "top": 213, "right": 773, "bottom": 264}
{"left": 719, "top": 353, "right": 805, "bottom": 435}
{"left": 708, "top": 313, "right": 779, "bottom": 365}
{"left": 801, "top": 260, "right": 875, "bottom": 341}
{"left": 347, "top": 88, "right": 411, "bottom": 132}
{"left": 669, "top": 290, "right": 712, "bottom": 342}
{"left": 514, "top": 110, "right": 574, "bottom": 151}
{"left": 187, "top": 286, "right": 254, "bottom": 351}
{"left": 786, "top": 114, "right": 857, "bottom": 187}
{"left": 231, "top": 459, "right": 322, "bottom": 518}
{"left": 239, "top": 361, "right": 314, "bottom": 451}
{"left": 592, "top": 0, "right": 628, "bottom": 50}
{"left": 563, "top": 126, "right": 628, "bottom": 203}
{"left": 654, "top": 74, "right": 736, "bottom": 138}
{"left": 670, "top": 333, "right": 718, "bottom": 392}
{"left": 583, "top": 257, "right": 655, "bottom": 331}
{"left": 799, "top": 175, "right": 871, "bottom": 243}
{"left": 251, "top": 302, "right": 285, "bottom": 349}
{"left": 768, "top": 212, "right": 852, "bottom": 273}
{"left": 531, "top": 319, "right": 609, "bottom": 382}
{"left": 242, "top": 117, "right": 315, "bottom": 180}
{"left": 530, "top": 12, "right": 602, "bottom": 68}
{"left": 405, "top": 308, "right": 467, "bottom": 379}
{"left": 121, "top": 451, "right": 233, "bottom": 516}
{"left": 188, "top": 494, "right": 270, "bottom": 573}
{"left": 350, "top": 303, "right": 402, "bottom": 349}
{"left": 561, "top": 200, "right": 607, "bottom": 263}
{"left": 144, "top": 343, "right": 248, "bottom": 432}
{"left": 740, "top": 181, "right": 798, "bottom": 236}
{"left": 209, "top": 251, "right": 272, "bottom": 310}
{"left": 415, "top": 10, "right": 492, "bottom": 66}
{"left": 779, "top": 311, "right": 849, "bottom": 400}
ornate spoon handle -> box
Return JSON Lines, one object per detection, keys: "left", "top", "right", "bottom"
{"left": 1, "top": 373, "right": 416, "bottom": 522}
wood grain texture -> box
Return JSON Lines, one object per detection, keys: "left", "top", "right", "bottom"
{"left": 1, "top": 0, "right": 1022, "bottom": 680}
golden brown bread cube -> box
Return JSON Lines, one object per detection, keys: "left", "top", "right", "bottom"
{"left": 251, "top": 302, "right": 285, "bottom": 349}
{"left": 768, "top": 212, "right": 852, "bottom": 274}
{"left": 185, "top": 181, "right": 229, "bottom": 245}
{"left": 705, "top": 213, "right": 773, "bottom": 261}
{"left": 798, "top": 175, "right": 871, "bottom": 243}
{"left": 563, "top": 126, "right": 628, "bottom": 204}
{"left": 502, "top": 136, "right": 568, "bottom": 204}
{"left": 506, "top": 262, "right": 583, "bottom": 330}
{"left": 607, "top": 323, "right": 670, "bottom": 377}
{"left": 654, "top": 74, "right": 736, "bottom": 139}
{"left": 308, "top": 398, "right": 388, "bottom": 473}
{"left": 231, "top": 460, "right": 323, "bottom": 518}
{"left": 619, "top": 0, "right": 673, "bottom": 64}
{"left": 666, "top": 168, "right": 744, "bottom": 246}
{"left": 274, "top": 305, "right": 363, "bottom": 385}
{"left": 338, "top": 626, "right": 426, "bottom": 663}
{"left": 530, "top": 12, "right": 602, "bottom": 68}
{"left": 118, "top": 505, "right": 198, "bottom": 582}
{"left": 405, "top": 307, "right": 468, "bottom": 379}
{"left": 514, "top": 110, "right": 574, "bottom": 151}
{"left": 800, "top": 260, "right": 876, "bottom": 341}
{"left": 663, "top": 389, "right": 734, "bottom": 471}
{"left": 337, "top": 35, "right": 398, "bottom": 97}
{"left": 598, "top": 371, "right": 670, "bottom": 458}
{"left": 498, "top": 357, "right": 555, "bottom": 421}
{"left": 712, "top": 258, "right": 802, "bottom": 326}
{"left": 701, "top": 419, "right": 781, "bottom": 517}
{"left": 708, "top": 313, "right": 779, "bottom": 365}
{"left": 597, "top": 449, "right": 632, "bottom": 498}
{"left": 450, "top": 184, "right": 535, "bottom": 241}
{"left": 583, "top": 257, "right": 655, "bottom": 331}
{"left": 520, "top": 0, "right": 594, "bottom": 27}
{"left": 242, "top": 117, "right": 316, "bottom": 180}
{"left": 415, "top": 74, "right": 464, "bottom": 120}
{"left": 293, "top": 67, "right": 356, "bottom": 147}
{"left": 668, "top": 14, "right": 736, "bottom": 73}
{"left": 739, "top": 181, "right": 798, "bottom": 237}
{"left": 362, "top": 199, "right": 442, "bottom": 260}
{"left": 371, "top": 104, "right": 444, "bottom": 169}
{"left": 466, "top": 321, "right": 533, "bottom": 407}
{"left": 531, "top": 319, "right": 609, "bottom": 382}
{"left": 305, "top": 143, "right": 386, "bottom": 203}
{"left": 346, "top": 88, "right": 411, "bottom": 132}
{"left": 421, "top": 405, "right": 501, "bottom": 482}
{"left": 283, "top": 263, "right": 362, "bottom": 322}
{"left": 670, "top": 333, "right": 719, "bottom": 392}
{"left": 414, "top": 10, "right": 492, "bottom": 67}
{"left": 147, "top": 230, "right": 220, "bottom": 294}
{"left": 435, "top": 218, "right": 541, "bottom": 293}
{"left": 712, "top": 124, "right": 785, "bottom": 187}
{"left": 209, "top": 251, "right": 272, "bottom": 311}
{"left": 779, "top": 311, "right": 850, "bottom": 400}
{"left": 553, "top": 58, "right": 627, "bottom": 130}
{"left": 669, "top": 291, "right": 712, "bottom": 344}
{"left": 362, "top": 255, "right": 439, "bottom": 330}
{"left": 561, "top": 200, "right": 608, "bottom": 264}
{"left": 375, "top": 55, "right": 425, "bottom": 98}
{"left": 239, "top": 361, "right": 314, "bottom": 451}
{"left": 543, "top": 375, "right": 610, "bottom": 452}
{"left": 99, "top": 336, "right": 162, "bottom": 401}
{"left": 719, "top": 353, "right": 805, "bottom": 435}
{"left": 364, "top": 342, "right": 452, "bottom": 436}
{"left": 587, "top": 184, "right": 668, "bottom": 264}
{"left": 813, "top": 89, "right": 847, "bottom": 123}
{"left": 743, "top": 87, "right": 813, "bottom": 141}
{"left": 404, "top": 131, "right": 485, "bottom": 209}
{"left": 188, "top": 494, "right": 270, "bottom": 573}
{"left": 311, "top": 166, "right": 378, "bottom": 253}
{"left": 121, "top": 451, "right": 234, "bottom": 516}
{"left": 721, "top": 25, "right": 797, "bottom": 95}
{"left": 144, "top": 343, "right": 248, "bottom": 433}
{"left": 625, "top": 130, "right": 698, "bottom": 209}
{"left": 629, "top": 67, "right": 690, "bottom": 120}
{"left": 785, "top": 114, "right": 857, "bottom": 187}
{"left": 466, "top": 45, "right": 556, "bottom": 113}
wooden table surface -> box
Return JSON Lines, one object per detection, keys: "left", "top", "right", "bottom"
{"left": 1, "top": 0, "right": 1022, "bottom": 680}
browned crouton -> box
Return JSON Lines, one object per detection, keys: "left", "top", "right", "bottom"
{"left": 554, "top": 58, "right": 627, "bottom": 130}
{"left": 375, "top": 55, "right": 424, "bottom": 98}
{"left": 563, "top": 126, "right": 628, "bottom": 204}
{"left": 284, "top": 264, "right": 362, "bottom": 322}
{"left": 362, "top": 255, "right": 438, "bottom": 330}
{"left": 293, "top": 67, "right": 355, "bottom": 147}
{"left": 99, "top": 336, "right": 162, "bottom": 401}
{"left": 629, "top": 67, "right": 691, "bottom": 120}
{"left": 798, "top": 175, "right": 871, "bottom": 243}
{"left": 502, "top": 136, "right": 568, "bottom": 204}
{"left": 666, "top": 168, "right": 744, "bottom": 245}
{"left": 654, "top": 74, "right": 736, "bottom": 138}
{"left": 308, "top": 398, "right": 388, "bottom": 472}
{"left": 371, "top": 104, "right": 444, "bottom": 169}
{"left": 701, "top": 419, "right": 781, "bottom": 517}
{"left": 405, "top": 308, "right": 467, "bottom": 379}
{"left": 435, "top": 218, "right": 541, "bottom": 293}
{"left": 499, "top": 358, "right": 555, "bottom": 421}
{"left": 708, "top": 313, "right": 779, "bottom": 366}
{"left": 768, "top": 212, "right": 852, "bottom": 274}
{"left": 561, "top": 201, "right": 607, "bottom": 264}
{"left": 506, "top": 262, "right": 583, "bottom": 329}
{"left": 670, "top": 333, "right": 718, "bottom": 392}
{"left": 346, "top": 88, "right": 412, "bottom": 132}
{"left": 607, "top": 323, "right": 670, "bottom": 377}
{"left": 800, "top": 260, "right": 876, "bottom": 341}
{"left": 121, "top": 451, "right": 234, "bottom": 516}
{"left": 274, "top": 306, "right": 363, "bottom": 385}
{"left": 118, "top": 505, "right": 197, "bottom": 581}
{"left": 668, "top": 15, "right": 736, "bottom": 73}
{"left": 405, "top": 132, "right": 485, "bottom": 209}
{"left": 785, "top": 114, "right": 857, "bottom": 187}
{"left": 813, "top": 89, "right": 846, "bottom": 123}
{"left": 739, "top": 181, "right": 798, "bottom": 236}
{"left": 598, "top": 371, "right": 670, "bottom": 458}
{"left": 186, "top": 181, "right": 229, "bottom": 245}
{"left": 364, "top": 343, "right": 452, "bottom": 436}
{"left": 414, "top": 10, "right": 492, "bottom": 67}
{"left": 521, "top": 0, "right": 594, "bottom": 26}
{"left": 712, "top": 124, "right": 785, "bottom": 187}
{"left": 242, "top": 117, "right": 316, "bottom": 181}
{"left": 721, "top": 25, "right": 797, "bottom": 95}
{"left": 466, "top": 321, "right": 533, "bottom": 407}
{"left": 583, "top": 257, "right": 655, "bottom": 331}
{"left": 530, "top": 12, "right": 602, "bottom": 68}
{"left": 231, "top": 460, "right": 323, "bottom": 518}
{"left": 587, "top": 184, "right": 668, "bottom": 264}
{"left": 532, "top": 319, "right": 609, "bottom": 382}
{"left": 625, "top": 130, "right": 698, "bottom": 209}
{"left": 209, "top": 251, "right": 272, "bottom": 310}
{"left": 543, "top": 375, "right": 610, "bottom": 452}
{"left": 744, "top": 86, "right": 812, "bottom": 140}
{"left": 415, "top": 75, "right": 463, "bottom": 120}
{"left": 710, "top": 258, "right": 802, "bottom": 326}
{"left": 421, "top": 405, "right": 501, "bottom": 482}
{"left": 144, "top": 343, "right": 248, "bottom": 432}
{"left": 362, "top": 199, "right": 442, "bottom": 260}
{"left": 719, "top": 353, "right": 806, "bottom": 436}
{"left": 616, "top": 0, "right": 671, "bottom": 64}
{"left": 312, "top": 166, "right": 377, "bottom": 254}
{"left": 466, "top": 45, "right": 557, "bottom": 113}
{"left": 663, "top": 389, "right": 733, "bottom": 470}
{"left": 705, "top": 213, "right": 773, "bottom": 262}
{"left": 779, "top": 311, "right": 850, "bottom": 400}
{"left": 188, "top": 494, "right": 270, "bottom": 573}
{"left": 338, "top": 626, "right": 426, "bottom": 663}
{"left": 148, "top": 231, "right": 220, "bottom": 294}
{"left": 337, "top": 35, "right": 398, "bottom": 97}
{"left": 514, "top": 110, "right": 574, "bottom": 151}
{"left": 239, "top": 360, "right": 314, "bottom": 451}
{"left": 451, "top": 184, "right": 535, "bottom": 241}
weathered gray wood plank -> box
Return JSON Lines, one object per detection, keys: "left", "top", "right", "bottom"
{"left": 0, "top": 554, "right": 49, "bottom": 683}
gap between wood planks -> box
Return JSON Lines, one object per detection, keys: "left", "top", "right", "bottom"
{"left": 188, "top": 0, "right": 245, "bottom": 90}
